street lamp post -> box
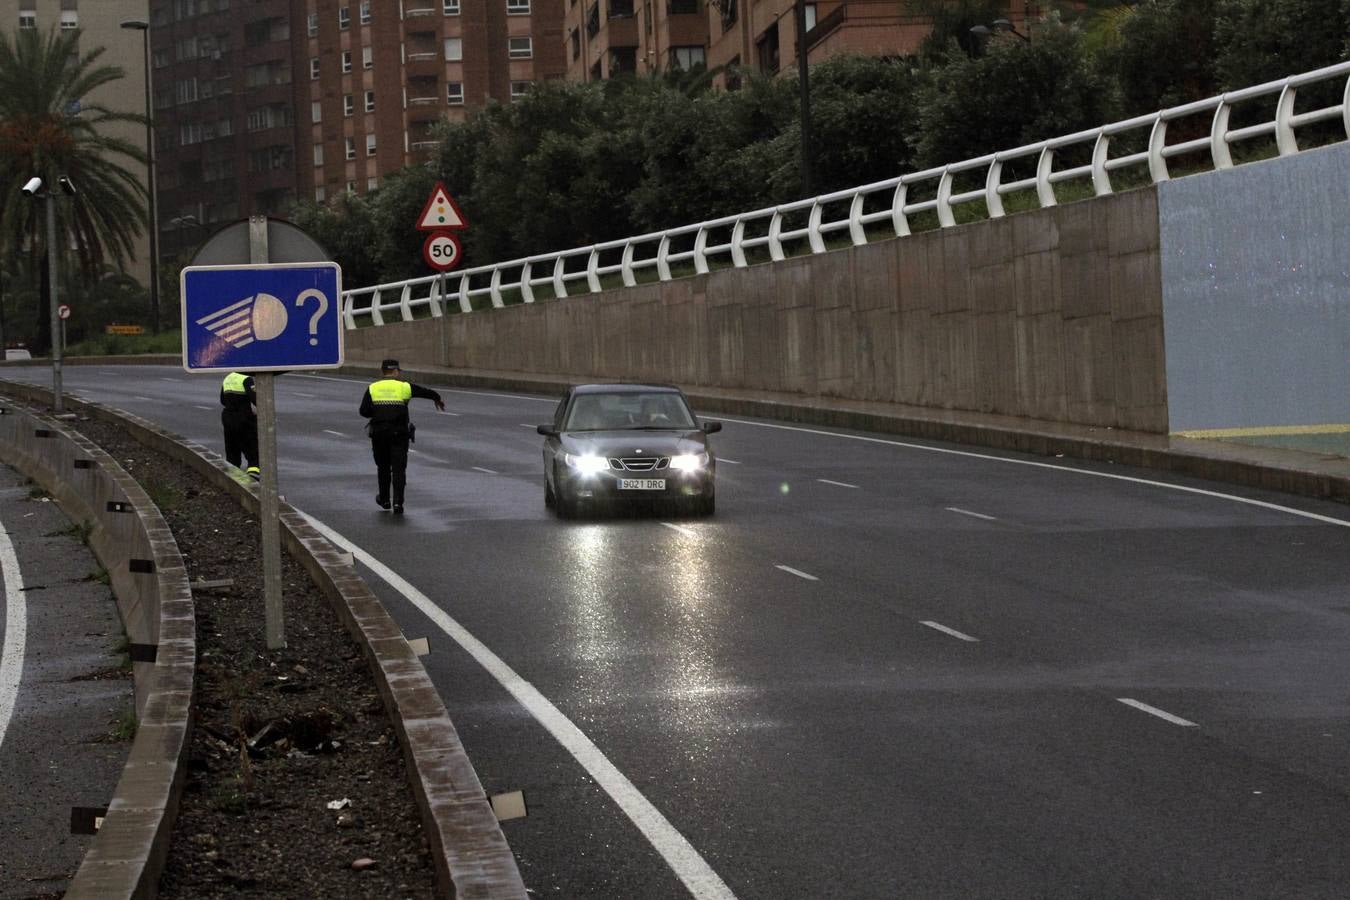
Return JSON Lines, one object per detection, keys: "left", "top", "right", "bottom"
{"left": 794, "top": 0, "right": 813, "bottom": 198}
{"left": 120, "top": 19, "right": 161, "bottom": 335}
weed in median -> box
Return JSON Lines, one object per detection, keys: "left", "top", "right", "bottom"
{"left": 143, "top": 479, "right": 183, "bottom": 511}
{"left": 26, "top": 486, "right": 49, "bottom": 500}
{"left": 111, "top": 707, "right": 138, "bottom": 741}
{"left": 48, "top": 519, "right": 94, "bottom": 545}
{"left": 85, "top": 566, "right": 111, "bottom": 586}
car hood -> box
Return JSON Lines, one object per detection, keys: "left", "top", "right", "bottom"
{"left": 559, "top": 429, "right": 709, "bottom": 458}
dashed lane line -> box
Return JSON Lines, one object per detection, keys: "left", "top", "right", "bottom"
{"left": 718, "top": 458, "right": 742, "bottom": 465}
{"left": 298, "top": 512, "right": 738, "bottom": 900}
{"left": 471, "top": 466, "right": 498, "bottom": 475}
{"left": 660, "top": 522, "right": 696, "bottom": 536}
{"left": 194, "top": 405, "right": 213, "bottom": 411}
{"left": 818, "top": 479, "right": 859, "bottom": 489}
{"left": 1117, "top": 698, "right": 1198, "bottom": 727}
{"left": 0, "top": 511, "right": 27, "bottom": 752}
{"left": 324, "top": 430, "right": 346, "bottom": 437}
{"left": 946, "top": 507, "right": 997, "bottom": 521}
{"left": 920, "top": 621, "right": 979, "bottom": 642}
{"left": 134, "top": 396, "right": 154, "bottom": 402}
{"left": 715, "top": 417, "right": 1350, "bottom": 528}
{"left": 776, "top": 565, "right": 819, "bottom": 581}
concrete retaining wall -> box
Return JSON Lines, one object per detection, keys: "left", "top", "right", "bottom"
{"left": 347, "top": 188, "right": 1168, "bottom": 432}
{"left": 0, "top": 400, "right": 194, "bottom": 898}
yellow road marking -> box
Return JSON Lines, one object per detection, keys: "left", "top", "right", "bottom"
{"left": 1175, "top": 423, "right": 1350, "bottom": 439}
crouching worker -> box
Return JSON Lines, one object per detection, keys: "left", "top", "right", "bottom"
{"left": 359, "top": 359, "right": 445, "bottom": 515}
{"left": 220, "top": 371, "right": 260, "bottom": 480}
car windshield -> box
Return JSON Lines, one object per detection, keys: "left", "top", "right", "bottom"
{"left": 564, "top": 392, "right": 697, "bottom": 431}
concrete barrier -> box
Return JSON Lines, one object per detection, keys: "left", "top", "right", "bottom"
{"left": 0, "top": 380, "right": 527, "bottom": 898}
{"left": 0, "top": 398, "right": 194, "bottom": 898}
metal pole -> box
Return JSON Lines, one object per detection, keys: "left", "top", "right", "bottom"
{"left": 794, "top": 0, "right": 813, "bottom": 198}
{"left": 143, "top": 28, "right": 161, "bottom": 335}
{"left": 45, "top": 195, "right": 63, "bottom": 414}
{"left": 248, "top": 215, "right": 284, "bottom": 650}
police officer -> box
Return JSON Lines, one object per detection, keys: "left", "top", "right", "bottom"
{"left": 359, "top": 359, "right": 445, "bottom": 514}
{"left": 220, "top": 371, "right": 260, "bottom": 480}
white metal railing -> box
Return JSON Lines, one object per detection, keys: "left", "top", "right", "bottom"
{"left": 342, "top": 62, "right": 1350, "bottom": 326}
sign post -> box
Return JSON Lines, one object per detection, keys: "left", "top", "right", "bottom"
{"left": 180, "top": 216, "right": 343, "bottom": 650}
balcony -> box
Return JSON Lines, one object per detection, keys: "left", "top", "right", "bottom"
{"left": 404, "top": 4, "right": 437, "bottom": 15}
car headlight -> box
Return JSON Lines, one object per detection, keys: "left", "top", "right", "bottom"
{"left": 670, "top": 453, "right": 709, "bottom": 471}
{"left": 564, "top": 453, "right": 608, "bottom": 474}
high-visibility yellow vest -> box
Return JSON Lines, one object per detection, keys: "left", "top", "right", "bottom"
{"left": 369, "top": 378, "right": 412, "bottom": 404}
{"left": 222, "top": 372, "right": 250, "bottom": 394}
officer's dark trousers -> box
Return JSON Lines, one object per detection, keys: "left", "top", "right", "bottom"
{"left": 222, "top": 414, "right": 259, "bottom": 469}
{"left": 370, "top": 435, "right": 409, "bottom": 505}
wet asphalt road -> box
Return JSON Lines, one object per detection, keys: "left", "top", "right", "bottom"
{"left": 5, "top": 365, "right": 1350, "bottom": 899}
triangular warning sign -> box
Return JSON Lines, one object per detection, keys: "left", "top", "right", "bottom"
{"left": 416, "top": 182, "right": 469, "bottom": 232}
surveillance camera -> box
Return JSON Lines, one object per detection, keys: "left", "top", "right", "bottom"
{"left": 58, "top": 177, "right": 76, "bottom": 196}
{"left": 22, "top": 177, "right": 43, "bottom": 195}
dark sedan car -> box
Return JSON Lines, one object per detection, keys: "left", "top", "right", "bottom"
{"left": 538, "top": 384, "right": 721, "bottom": 518}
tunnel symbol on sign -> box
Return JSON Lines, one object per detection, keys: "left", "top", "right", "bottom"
{"left": 196, "top": 289, "right": 329, "bottom": 348}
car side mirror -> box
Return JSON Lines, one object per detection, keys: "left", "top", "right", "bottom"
{"left": 537, "top": 424, "right": 557, "bottom": 437}
{"left": 701, "top": 421, "right": 722, "bottom": 434}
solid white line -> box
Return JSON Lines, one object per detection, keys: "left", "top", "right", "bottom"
{"left": 718, "top": 458, "right": 741, "bottom": 465}
{"left": 715, "top": 417, "right": 1350, "bottom": 528}
{"left": 775, "top": 565, "right": 818, "bottom": 581}
{"left": 0, "top": 512, "right": 27, "bottom": 752}
{"left": 946, "top": 507, "right": 997, "bottom": 521}
{"left": 1117, "top": 698, "right": 1198, "bottom": 727}
{"left": 920, "top": 620, "right": 979, "bottom": 642}
{"left": 297, "top": 513, "right": 737, "bottom": 900}
{"left": 324, "top": 429, "right": 346, "bottom": 437}
{"left": 471, "top": 466, "right": 498, "bottom": 475}
{"left": 660, "top": 522, "right": 696, "bottom": 536}
{"left": 818, "top": 478, "right": 859, "bottom": 489}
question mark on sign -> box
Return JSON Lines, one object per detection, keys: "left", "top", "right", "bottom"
{"left": 295, "top": 289, "right": 328, "bottom": 346}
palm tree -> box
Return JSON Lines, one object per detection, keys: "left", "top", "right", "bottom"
{"left": 0, "top": 26, "right": 148, "bottom": 352}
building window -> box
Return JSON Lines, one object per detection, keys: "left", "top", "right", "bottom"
{"left": 342, "top": 50, "right": 352, "bottom": 73}
{"left": 508, "top": 36, "right": 532, "bottom": 59}
{"left": 510, "top": 80, "right": 531, "bottom": 98}
{"left": 443, "top": 0, "right": 460, "bottom": 14}
{"left": 307, "top": 13, "right": 318, "bottom": 35}
{"left": 609, "top": 0, "right": 634, "bottom": 17}
{"left": 570, "top": 28, "right": 580, "bottom": 61}
{"left": 363, "top": 46, "right": 373, "bottom": 69}
{"left": 310, "top": 57, "right": 320, "bottom": 79}
{"left": 668, "top": 0, "right": 698, "bottom": 13}
{"left": 804, "top": 2, "right": 816, "bottom": 29}
{"left": 345, "top": 138, "right": 356, "bottom": 160}
{"left": 343, "top": 94, "right": 354, "bottom": 116}
{"left": 444, "top": 38, "right": 463, "bottom": 61}
{"left": 59, "top": 11, "right": 78, "bottom": 29}
{"left": 757, "top": 23, "right": 778, "bottom": 73}
{"left": 154, "top": 49, "right": 171, "bottom": 68}
{"left": 360, "top": 0, "right": 371, "bottom": 23}
{"left": 719, "top": 0, "right": 736, "bottom": 30}
{"left": 311, "top": 100, "right": 322, "bottom": 122}
{"left": 367, "top": 176, "right": 379, "bottom": 191}
{"left": 347, "top": 181, "right": 357, "bottom": 194}
{"left": 366, "top": 133, "right": 377, "bottom": 156}
{"left": 313, "top": 143, "right": 324, "bottom": 166}
{"left": 316, "top": 185, "right": 326, "bottom": 202}
{"left": 338, "top": 6, "right": 350, "bottom": 29}
{"left": 18, "top": 12, "right": 36, "bottom": 29}
{"left": 364, "top": 90, "right": 375, "bottom": 112}
{"left": 669, "top": 45, "right": 705, "bottom": 70}
{"left": 447, "top": 81, "right": 464, "bottom": 104}
{"left": 507, "top": 0, "right": 530, "bottom": 12}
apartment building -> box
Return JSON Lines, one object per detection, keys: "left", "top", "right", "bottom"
{"left": 1, "top": 0, "right": 152, "bottom": 283}
{"left": 565, "top": 0, "right": 1034, "bottom": 83}
{"left": 148, "top": 0, "right": 565, "bottom": 260}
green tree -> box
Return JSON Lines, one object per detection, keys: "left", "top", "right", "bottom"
{"left": 291, "top": 192, "right": 381, "bottom": 288}
{"left": 1214, "top": 0, "right": 1350, "bottom": 90}
{"left": 1106, "top": 0, "right": 1219, "bottom": 115}
{"left": 0, "top": 26, "right": 148, "bottom": 352}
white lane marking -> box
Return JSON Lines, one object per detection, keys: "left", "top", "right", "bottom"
{"left": 920, "top": 620, "right": 980, "bottom": 642}
{"left": 1117, "top": 698, "right": 1198, "bottom": 727}
{"left": 194, "top": 405, "right": 213, "bottom": 411}
{"left": 471, "top": 466, "right": 498, "bottom": 475}
{"left": 776, "top": 565, "right": 818, "bottom": 581}
{"left": 159, "top": 377, "right": 178, "bottom": 382}
{"left": 0, "top": 512, "right": 27, "bottom": 752}
{"left": 520, "top": 424, "right": 535, "bottom": 428}
{"left": 134, "top": 396, "right": 154, "bottom": 401}
{"left": 718, "top": 458, "right": 741, "bottom": 465}
{"left": 661, "top": 522, "right": 696, "bottom": 536}
{"left": 441, "top": 411, "right": 461, "bottom": 416}
{"left": 323, "top": 430, "right": 346, "bottom": 437}
{"left": 298, "top": 513, "right": 737, "bottom": 900}
{"left": 292, "top": 391, "right": 317, "bottom": 398}
{"left": 716, "top": 417, "right": 1350, "bottom": 528}
{"left": 946, "top": 507, "right": 997, "bottom": 521}
{"left": 818, "top": 478, "right": 859, "bottom": 489}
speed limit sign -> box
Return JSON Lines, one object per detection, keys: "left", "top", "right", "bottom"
{"left": 422, "top": 231, "right": 463, "bottom": 272}
{"left": 57, "top": 304, "right": 71, "bottom": 320}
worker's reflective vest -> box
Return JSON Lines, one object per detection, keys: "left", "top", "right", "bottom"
{"left": 368, "top": 379, "right": 412, "bottom": 405}
{"left": 222, "top": 372, "right": 250, "bottom": 395}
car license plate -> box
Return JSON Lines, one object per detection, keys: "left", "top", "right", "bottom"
{"left": 619, "top": 478, "right": 665, "bottom": 491}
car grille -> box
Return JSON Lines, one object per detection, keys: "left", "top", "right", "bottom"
{"left": 610, "top": 457, "right": 669, "bottom": 471}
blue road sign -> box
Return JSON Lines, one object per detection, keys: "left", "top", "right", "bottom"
{"left": 181, "top": 262, "right": 344, "bottom": 373}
